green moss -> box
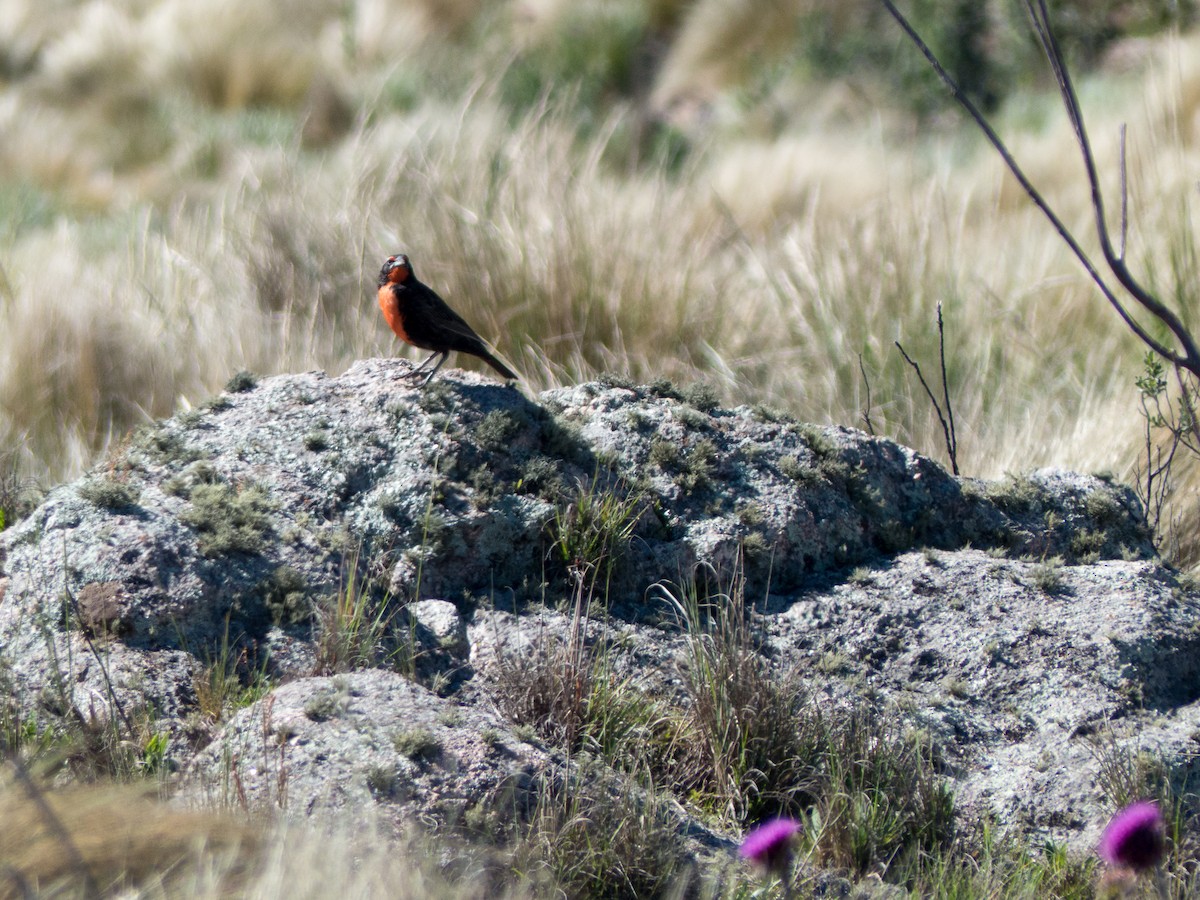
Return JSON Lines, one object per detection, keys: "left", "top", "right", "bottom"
{"left": 392, "top": 726, "right": 442, "bottom": 761}
{"left": 303, "top": 430, "right": 330, "bottom": 452}
{"left": 78, "top": 478, "right": 140, "bottom": 510}
{"left": 264, "top": 566, "right": 311, "bottom": 626}
{"left": 181, "top": 481, "right": 274, "bottom": 556}
{"left": 475, "top": 409, "right": 521, "bottom": 451}
{"left": 679, "top": 381, "right": 719, "bottom": 412}
{"left": 224, "top": 370, "right": 258, "bottom": 393}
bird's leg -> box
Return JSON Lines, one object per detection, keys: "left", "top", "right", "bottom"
{"left": 405, "top": 351, "right": 442, "bottom": 380}
{"left": 419, "top": 352, "right": 449, "bottom": 386}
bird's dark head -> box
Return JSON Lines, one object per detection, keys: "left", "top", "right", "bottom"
{"left": 378, "top": 254, "right": 413, "bottom": 287}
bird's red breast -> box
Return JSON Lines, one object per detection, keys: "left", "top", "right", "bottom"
{"left": 377, "top": 256, "right": 415, "bottom": 343}
{"left": 377, "top": 282, "right": 410, "bottom": 344}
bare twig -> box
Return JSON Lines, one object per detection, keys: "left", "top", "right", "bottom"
{"left": 60, "top": 584, "right": 137, "bottom": 740}
{"left": 858, "top": 353, "right": 877, "bottom": 436}
{"left": 877, "top": 0, "right": 1198, "bottom": 374}
{"left": 1119, "top": 123, "right": 1128, "bottom": 261}
{"left": 1023, "top": 0, "right": 1200, "bottom": 375}
{"left": 936, "top": 303, "right": 957, "bottom": 469}
{"left": 895, "top": 329, "right": 959, "bottom": 475}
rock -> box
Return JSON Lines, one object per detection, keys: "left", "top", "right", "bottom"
{"left": 767, "top": 549, "right": 1200, "bottom": 850}
{"left": 0, "top": 362, "right": 1182, "bottom": 870}
{"left": 185, "top": 669, "right": 549, "bottom": 828}
{"left": 411, "top": 598, "right": 466, "bottom": 653}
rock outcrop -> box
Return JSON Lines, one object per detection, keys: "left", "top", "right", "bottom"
{"left": 1, "top": 359, "right": 1193, "bottom": 871}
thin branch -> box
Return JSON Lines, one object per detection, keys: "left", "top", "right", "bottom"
{"left": 936, "top": 303, "right": 957, "bottom": 469}
{"left": 1119, "top": 123, "right": 1128, "bottom": 261}
{"left": 1176, "top": 364, "right": 1200, "bottom": 452}
{"left": 63, "top": 583, "right": 137, "bottom": 739}
{"left": 895, "top": 339, "right": 959, "bottom": 475}
{"left": 858, "top": 353, "right": 877, "bottom": 436}
{"left": 877, "top": 0, "right": 1188, "bottom": 370}
{"left": 1024, "top": 0, "right": 1200, "bottom": 374}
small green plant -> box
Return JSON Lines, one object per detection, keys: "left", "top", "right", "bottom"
{"left": 303, "top": 691, "right": 343, "bottom": 722}
{"left": 365, "top": 764, "right": 398, "bottom": 798}
{"left": 508, "top": 761, "right": 685, "bottom": 900}
{"left": 549, "top": 477, "right": 642, "bottom": 598}
{"left": 180, "top": 481, "right": 274, "bottom": 556}
{"left": 224, "top": 370, "right": 258, "bottom": 393}
{"left": 77, "top": 478, "right": 140, "bottom": 510}
{"left": 303, "top": 430, "right": 330, "bottom": 452}
{"left": 1030, "top": 558, "right": 1065, "bottom": 595}
{"left": 313, "top": 553, "right": 406, "bottom": 675}
{"left": 139, "top": 731, "right": 170, "bottom": 776}
{"left": 659, "top": 564, "right": 817, "bottom": 824}
{"left": 475, "top": 409, "right": 521, "bottom": 451}
{"left": 194, "top": 620, "right": 271, "bottom": 724}
{"left": 391, "top": 727, "right": 441, "bottom": 761}
{"left": 263, "top": 566, "right": 311, "bottom": 626}
{"left": 679, "top": 381, "right": 719, "bottom": 412}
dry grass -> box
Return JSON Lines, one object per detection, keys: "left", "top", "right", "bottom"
{"left": 0, "top": 772, "right": 542, "bottom": 899}
{"left": 1, "top": 1, "right": 1199, "bottom": 560}
{"left": 0, "top": 776, "right": 258, "bottom": 897}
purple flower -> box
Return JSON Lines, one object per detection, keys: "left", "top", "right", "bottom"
{"left": 1098, "top": 801, "right": 1165, "bottom": 871}
{"left": 739, "top": 817, "right": 802, "bottom": 873}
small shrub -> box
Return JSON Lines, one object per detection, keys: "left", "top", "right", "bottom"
{"left": 392, "top": 727, "right": 441, "bottom": 761}
{"left": 1029, "top": 559, "right": 1065, "bottom": 595}
{"left": 679, "top": 381, "right": 720, "bottom": 412}
{"left": 224, "top": 370, "right": 258, "bottom": 393}
{"left": 475, "top": 409, "right": 521, "bottom": 451}
{"left": 303, "top": 430, "right": 330, "bottom": 452}
{"left": 303, "top": 691, "right": 342, "bottom": 722}
{"left": 180, "top": 481, "right": 274, "bottom": 556}
{"left": 78, "top": 478, "right": 140, "bottom": 510}
{"left": 264, "top": 566, "right": 311, "bottom": 626}
{"left": 365, "top": 764, "right": 398, "bottom": 798}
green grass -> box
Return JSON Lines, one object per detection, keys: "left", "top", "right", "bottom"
{"left": 313, "top": 551, "right": 412, "bottom": 676}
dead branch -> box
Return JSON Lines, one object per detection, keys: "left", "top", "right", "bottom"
{"left": 878, "top": 0, "right": 1200, "bottom": 376}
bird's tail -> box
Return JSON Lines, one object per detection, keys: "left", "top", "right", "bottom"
{"left": 480, "top": 351, "right": 519, "bottom": 381}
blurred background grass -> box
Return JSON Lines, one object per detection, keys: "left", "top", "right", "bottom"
{"left": 2, "top": 0, "right": 1200, "bottom": 558}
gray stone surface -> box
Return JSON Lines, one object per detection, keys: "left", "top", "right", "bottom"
{"left": 186, "top": 669, "right": 548, "bottom": 826}
{"left": 0, "top": 361, "right": 1188, "bottom": 864}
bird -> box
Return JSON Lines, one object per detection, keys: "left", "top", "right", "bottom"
{"left": 376, "top": 254, "right": 518, "bottom": 386}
